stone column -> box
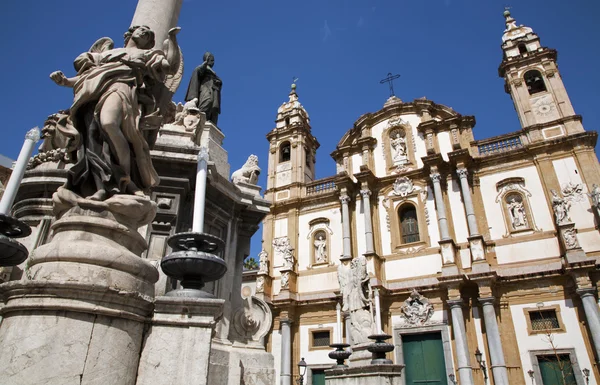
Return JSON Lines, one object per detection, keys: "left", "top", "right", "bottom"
{"left": 280, "top": 318, "right": 292, "bottom": 385}
{"left": 576, "top": 288, "right": 600, "bottom": 362}
{"left": 130, "top": 0, "right": 183, "bottom": 45}
{"left": 447, "top": 299, "right": 475, "bottom": 385}
{"left": 360, "top": 189, "right": 375, "bottom": 254}
{"left": 430, "top": 173, "right": 450, "bottom": 240}
{"left": 479, "top": 297, "right": 509, "bottom": 385}
{"left": 456, "top": 168, "right": 479, "bottom": 236}
{"left": 340, "top": 193, "right": 352, "bottom": 258}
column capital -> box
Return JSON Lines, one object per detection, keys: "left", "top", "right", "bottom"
{"left": 430, "top": 172, "right": 442, "bottom": 183}
{"left": 576, "top": 287, "right": 597, "bottom": 298}
{"left": 446, "top": 299, "right": 465, "bottom": 309}
{"left": 478, "top": 296, "right": 496, "bottom": 306}
{"left": 280, "top": 318, "right": 293, "bottom": 326}
{"left": 339, "top": 194, "right": 351, "bottom": 204}
{"left": 360, "top": 189, "right": 372, "bottom": 198}
{"left": 456, "top": 167, "right": 469, "bottom": 179}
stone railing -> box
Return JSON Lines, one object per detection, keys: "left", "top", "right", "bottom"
{"left": 474, "top": 133, "right": 524, "bottom": 156}
{"left": 306, "top": 177, "right": 337, "bottom": 195}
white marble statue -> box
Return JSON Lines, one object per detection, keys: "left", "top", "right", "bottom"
{"left": 313, "top": 233, "right": 327, "bottom": 263}
{"left": 173, "top": 98, "right": 202, "bottom": 131}
{"left": 231, "top": 155, "right": 261, "bottom": 185}
{"left": 258, "top": 249, "right": 269, "bottom": 273}
{"left": 590, "top": 184, "right": 600, "bottom": 208}
{"left": 390, "top": 131, "right": 407, "bottom": 165}
{"left": 50, "top": 25, "right": 181, "bottom": 200}
{"left": 273, "top": 237, "right": 294, "bottom": 269}
{"left": 551, "top": 189, "right": 571, "bottom": 225}
{"left": 338, "top": 255, "right": 373, "bottom": 344}
{"left": 507, "top": 196, "right": 527, "bottom": 229}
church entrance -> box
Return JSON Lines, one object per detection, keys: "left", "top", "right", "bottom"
{"left": 402, "top": 332, "right": 448, "bottom": 385}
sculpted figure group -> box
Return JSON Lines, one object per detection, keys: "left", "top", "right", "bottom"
{"left": 50, "top": 25, "right": 181, "bottom": 200}
{"left": 338, "top": 255, "right": 374, "bottom": 344}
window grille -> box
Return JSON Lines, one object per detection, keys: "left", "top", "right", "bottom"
{"left": 312, "top": 331, "right": 331, "bottom": 347}
{"left": 530, "top": 310, "right": 560, "bottom": 331}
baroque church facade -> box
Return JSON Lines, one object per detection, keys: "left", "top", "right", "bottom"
{"left": 253, "top": 11, "right": 600, "bottom": 385}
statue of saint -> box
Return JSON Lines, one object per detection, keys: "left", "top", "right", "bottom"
{"left": 185, "top": 52, "right": 222, "bottom": 125}
{"left": 314, "top": 234, "right": 327, "bottom": 263}
{"left": 337, "top": 255, "right": 373, "bottom": 344}
{"left": 507, "top": 196, "right": 527, "bottom": 229}
{"left": 390, "top": 131, "right": 407, "bottom": 165}
{"left": 590, "top": 184, "right": 600, "bottom": 208}
{"left": 551, "top": 189, "right": 570, "bottom": 225}
{"left": 258, "top": 249, "right": 269, "bottom": 273}
{"left": 50, "top": 26, "right": 181, "bottom": 200}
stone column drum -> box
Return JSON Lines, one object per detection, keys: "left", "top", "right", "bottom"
{"left": 0, "top": 187, "right": 159, "bottom": 385}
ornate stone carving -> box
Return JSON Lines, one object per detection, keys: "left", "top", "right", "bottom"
{"left": 551, "top": 189, "right": 571, "bottom": 225}
{"left": 28, "top": 111, "right": 72, "bottom": 169}
{"left": 399, "top": 289, "right": 435, "bottom": 327}
{"left": 392, "top": 177, "right": 414, "bottom": 197}
{"left": 258, "top": 249, "right": 269, "bottom": 273}
{"left": 232, "top": 294, "right": 272, "bottom": 345}
{"left": 313, "top": 231, "right": 327, "bottom": 264}
{"left": 531, "top": 95, "right": 558, "bottom": 122}
{"left": 389, "top": 129, "right": 408, "bottom": 166}
{"left": 420, "top": 188, "right": 430, "bottom": 225}
{"left": 590, "top": 184, "right": 600, "bottom": 207}
{"left": 280, "top": 271, "right": 290, "bottom": 289}
{"left": 339, "top": 194, "right": 351, "bottom": 204}
{"left": 562, "top": 227, "right": 579, "bottom": 250}
{"left": 561, "top": 182, "right": 585, "bottom": 203}
{"left": 337, "top": 255, "right": 373, "bottom": 344}
{"left": 273, "top": 236, "right": 294, "bottom": 269}
{"left": 173, "top": 98, "right": 203, "bottom": 131}
{"left": 231, "top": 154, "right": 261, "bottom": 185}
{"left": 456, "top": 168, "right": 468, "bottom": 179}
{"left": 50, "top": 26, "right": 181, "bottom": 200}
{"left": 430, "top": 173, "right": 441, "bottom": 183}
{"left": 256, "top": 276, "right": 265, "bottom": 293}
{"left": 506, "top": 194, "right": 528, "bottom": 230}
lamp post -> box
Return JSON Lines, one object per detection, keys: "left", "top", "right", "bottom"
{"left": 475, "top": 348, "right": 488, "bottom": 384}
{"left": 582, "top": 368, "right": 590, "bottom": 385}
{"left": 448, "top": 373, "right": 457, "bottom": 384}
{"left": 297, "top": 358, "right": 307, "bottom": 385}
{"left": 527, "top": 369, "right": 535, "bottom": 385}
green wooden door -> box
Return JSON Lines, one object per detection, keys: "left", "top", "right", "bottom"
{"left": 312, "top": 369, "right": 325, "bottom": 385}
{"left": 403, "top": 332, "right": 448, "bottom": 385}
{"left": 538, "top": 354, "right": 577, "bottom": 385}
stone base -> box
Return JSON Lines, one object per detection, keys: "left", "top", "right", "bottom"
{"left": 235, "top": 181, "right": 262, "bottom": 197}
{"left": 208, "top": 340, "right": 276, "bottom": 385}
{"left": 439, "top": 239, "right": 457, "bottom": 265}
{"left": 471, "top": 260, "right": 491, "bottom": 273}
{"left": 136, "top": 296, "right": 225, "bottom": 385}
{"left": 348, "top": 343, "right": 372, "bottom": 367}
{"left": 201, "top": 122, "right": 229, "bottom": 179}
{"left": 468, "top": 235, "right": 486, "bottom": 262}
{"left": 0, "top": 280, "right": 153, "bottom": 385}
{"left": 325, "top": 365, "right": 404, "bottom": 385}
{"left": 442, "top": 264, "right": 460, "bottom": 276}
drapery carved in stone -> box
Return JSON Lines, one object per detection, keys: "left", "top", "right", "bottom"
{"left": 337, "top": 255, "right": 373, "bottom": 344}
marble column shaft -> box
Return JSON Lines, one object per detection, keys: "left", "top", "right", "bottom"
{"left": 457, "top": 168, "right": 480, "bottom": 236}
{"left": 447, "top": 299, "right": 475, "bottom": 385}
{"left": 130, "top": 0, "right": 183, "bottom": 45}
{"left": 479, "top": 297, "right": 509, "bottom": 385}
{"left": 360, "top": 189, "right": 375, "bottom": 254}
{"left": 280, "top": 319, "right": 292, "bottom": 385}
{"left": 431, "top": 173, "right": 451, "bottom": 240}
{"left": 577, "top": 288, "right": 600, "bottom": 363}
{"left": 340, "top": 194, "right": 352, "bottom": 258}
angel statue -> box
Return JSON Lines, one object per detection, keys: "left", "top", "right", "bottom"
{"left": 337, "top": 255, "right": 374, "bottom": 344}
{"left": 50, "top": 25, "right": 181, "bottom": 201}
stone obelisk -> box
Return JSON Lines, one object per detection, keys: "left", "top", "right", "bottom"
{"left": 130, "top": 0, "right": 183, "bottom": 46}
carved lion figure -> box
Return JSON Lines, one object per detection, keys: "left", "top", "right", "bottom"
{"left": 231, "top": 154, "right": 261, "bottom": 185}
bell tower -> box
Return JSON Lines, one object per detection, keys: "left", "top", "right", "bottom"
{"left": 499, "top": 9, "right": 583, "bottom": 137}
{"left": 265, "top": 83, "right": 319, "bottom": 201}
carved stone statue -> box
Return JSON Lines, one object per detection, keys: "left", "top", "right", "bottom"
{"left": 173, "top": 98, "right": 202, "bottom": 131}
{"left": 231, "top": 155, "right": 261, "bottom": 185}
{"left": 338, "top": 255, "right": 373, "bottom": 344}
{"left": 258, "top": 249, "right": 269, "bottom": 273}
{"left": 590, "top": 184, "right": 600, "bottom": 208}
{"left": 50, "top": 25, "right": 181, "bottom": 200}
{"left": 507, "top": 196, "right": 527, "bottom": 229}
{"left": 28, "top": 110, "right": 72, "bottom": 169}
{"left": 390, "top": 131, "right": 407, "bottom": 165}
{"left": 313, "top": 233, "right": 327, "bottom": 263}
{"left": 551, "top": 189, "right": 571, "bottom": 225}
{"left": 273, "top": 237, "right": 294, "bottom": 269}
{"left": 185, "top": 52, "right": 222, "bottom": 125}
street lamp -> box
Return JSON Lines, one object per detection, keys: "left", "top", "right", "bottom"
{"left": 582, "top": 368, "right": 590, "bottom": 385}
{"left": 527, "top": 369, "right": 535, "bottom": 385}
{"left": 474, "top": 348, "right": 488, "bottom": 384}
{"left": 297, "top": 357, "right": 307, "bottom": 385}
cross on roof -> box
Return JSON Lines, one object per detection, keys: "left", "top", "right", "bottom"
{"left": 380, "top": 72, "right": 401, "bottom": 97}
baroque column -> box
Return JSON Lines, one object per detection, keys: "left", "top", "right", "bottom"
{"left": 456, "top": 168, "right": 479, "bottom": 236}
{"left": 576, "top": 288, "right": 600, "bottom": 362}
{"left": 430, "top": 173, "right": 450, "bottom": 240}
{"left": 479, "top": 297, "right": 509, "bottom": 385}
{"left": 340, "top": 192, "right": 352, "bottom": 259}
{"left": 360, "top": 189, "right": 375, "bottom": 254}
{"left": 447, "top": 299, "right": 475, "bottom": 385}
{"left": 280, "top": 318, "right": 292, "bottom": 385}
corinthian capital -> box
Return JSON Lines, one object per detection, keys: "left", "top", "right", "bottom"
{"left": 339, "top": 194, "right": 351, "bottom": 204}
{"left": 360, "top": 189, "right": 371, "bottom": 198}
{"left": 430, "top": 172, "right": 441, "bottom": 183}
{"left": 456, "top": 168, "right": 468, "bottom": 179}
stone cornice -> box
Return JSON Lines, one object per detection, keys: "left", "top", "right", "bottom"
{"left": 498, "top": 48, "right": 558, "bottom": 77}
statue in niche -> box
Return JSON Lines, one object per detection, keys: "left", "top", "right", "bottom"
{"left": 50, "top": 25, "right": 181, "bottom": 200}
{"left": 313, "top": 232, "right": 327, "bottom": 263}
{"left": 551, "top": 189, "right": 571, "bottom": 225}
{"left": 506, "top": 195, "right": 528, "bottom": 229}
{"left": 185, "top": 52, "right": 222, "bottom": 125}
{"left": 231, "top": 155, "right": 261, "bottom": 185}
{"left": 338, "top": 255, "right": 373, "bottom": 344}
{"left": 390, "top": 130, "right": 407, "bottom": 165}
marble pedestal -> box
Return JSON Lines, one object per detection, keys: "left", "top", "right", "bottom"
{"left": 0, "top": 188, "right": 159, "bottom": 385}
{"left": 325, "top": 365, "right": 404, "bottom": 385}
{"left": 136, "top": 296, "right": 225, "bottom": 385}
{"left": 348, "top": 342, "right": 373, "bottom": 367}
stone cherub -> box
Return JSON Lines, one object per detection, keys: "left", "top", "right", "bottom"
{"left": 50, "top": 25, "right": 181, "bottom": 200}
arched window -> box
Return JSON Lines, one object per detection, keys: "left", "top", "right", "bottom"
{"left": 518, "top": 43, "right": 528, "bottom": 55}
{"left": 399, "top": 205, "right": 420, "bottom": 244}
{"left": 280, "top": 141, "right": 291, "bottom": 163}
{"left": 524, "top": 70, "right": 547, "bottom": 95}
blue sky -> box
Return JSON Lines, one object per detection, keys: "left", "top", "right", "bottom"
{"left": 2, "top": 0, "right": 599, "bottom": 261}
